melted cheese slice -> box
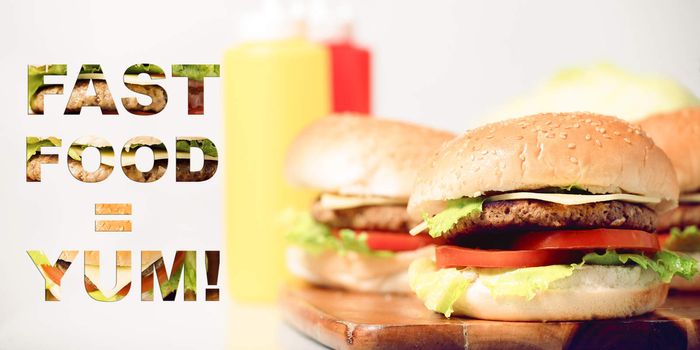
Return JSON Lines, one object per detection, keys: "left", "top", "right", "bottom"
{"left": 319, "top": 193, "right": 407, "bottom": 210}
{"left": 680, "top": 193, "right": 700, "bottom": 203}
{"left": 485, "top": 192, "right": 661, "bottom": 206}
{"left": 409, "top": 192, "right": 661, "bottom": 235}
{"left": 84, "top": 265, "right": 132, "bottom": 299}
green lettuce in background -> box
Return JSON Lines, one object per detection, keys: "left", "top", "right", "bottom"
{"left": 176, "top": 139, "right": 218, "bottom": 158}
{"left": 282, "top": 210, "right": 393, "bottom": 257}
{"left": 26, "top": 137, "right": 61, "bottom": 162}
{"left": 664, "top": 226, "right": 700, "bottom": 252}
{"left": 125, "top": 63, "right": 165, "bottom": 76}
{"left": 172, "top": 64, "right": 220, "bottom": 81}
{"left": 27, "top": 65, "right": 67, "bottom": 108}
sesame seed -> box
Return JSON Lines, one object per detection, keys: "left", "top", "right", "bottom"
{"left": 599, "top": 128, "right": 606, "bottom": 133}
{"left": 486, "top": 134, "right": 494, "bottom": 139}
{"left": 603, "top": 134, "right": 611, "bottom": 139}
{"left": 470, "top": 154, "right": 475, "bottom": 161}
{"left": 481, "top": 150, "right": 488, "bottom": 155}
{"left": 491, "top": 150, "right": 497, "bottom": 155}
{"left": 559, "top": 133, "right": 567, "bottom": 139}
{"left": 595, "top": 139, "right": 602, "bottom": 147}
{"left": 545, "top": 121, "right": 552, "bottom": 125}
{"left": 585, "top": 134, "right": 592, "bottom": 141}
{"left": 624, "top": 138, "right": 631, "bottom": 144}
{"left": 568, "top": 143, "right": 576, "bottom": 149}
{"left": 613, "top": 131, "right": 621, "bottom": 136}
{"left": 573, "top": 123, "right": 580, "bottom": 128}
{"left": 570, "top": 157, "right": 578, "bottom": 163}
{"left": 585, "top": 118, "right": 592, "bottom": 123}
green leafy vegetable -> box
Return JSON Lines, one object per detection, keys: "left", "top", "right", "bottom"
{"left": 176, "top": 139, "right": 218, "bottom": 158}
{"left": 423, "top": 198, "right": 484, "bottom": 238}
{"left": 410, "top": 250, "right": 698, "bottom": 317}
{"left": 479, "top": 265, "right": 576, "bottom": 300}
{"left": 172, "top": 64, "right": 220, "bottom": 81}
{"left": 79, "top": 64, "right": 104, "bottom": 74}
{"left": 27, "top": 251, "right": 54, "bottom": 289}
{"left": 664, "top": 226, "right": 700, "bottom": 252}
{"left": 409, "top": 258, "right": 471, "bottom": 317}
{"left": 27, "top": 65, "right": 67, "bottom": 108}
{"left": 282, "top": 210, "right": 393, "bottom": 257}
{"left": 26, "top": 137, "right": 61, "bottom": 162}
{"left": 125, "top": 64, "right": 165, "bottom": 76}
{"left": 157, "top": 251, "right": 197, "bottom": 297}
{"left": 582, "top": 249, "right": 697, "bottom": 283}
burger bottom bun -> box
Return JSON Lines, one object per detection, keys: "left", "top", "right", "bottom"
{"left": 452, "top": 265, "right": 667, "bottom": 321}
{"left": 670, "top": 252, "right": 700, "bottom": 291}
{"left": 286, "top": 245, "right": 434, "bottom": 293}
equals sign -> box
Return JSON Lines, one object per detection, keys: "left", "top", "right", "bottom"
{"left": 95, "top": 203, "right": 132, "bottom": 232}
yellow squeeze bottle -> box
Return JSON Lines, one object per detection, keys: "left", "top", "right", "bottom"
{"left": 223, "top": 1, "right": 330, "bottom": 302}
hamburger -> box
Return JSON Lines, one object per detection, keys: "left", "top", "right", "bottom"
{"left": 283, "top": 115, "right": 454, "bottom": 293}
{"left": 407, "top": 112, "right": 697, "bottom": 321}
{"left": 639, "top": 107, "right": 700, "bottom": 290}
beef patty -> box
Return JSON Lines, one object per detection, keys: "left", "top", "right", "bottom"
{"left": 658, "top": 204, "right": 700, "bottom": 232}
{"left": 311, "top": 201, "right": 418, "bottom": 232}
{"left": 444, "top": 199, "right": 656, "bottom": 239}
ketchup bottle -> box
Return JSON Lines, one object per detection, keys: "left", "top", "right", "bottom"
{"left": 308, "top": 0, "right": 371, "bottom": 114}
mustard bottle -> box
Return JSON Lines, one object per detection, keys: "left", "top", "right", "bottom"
{"left": 223, "top": 0, "right": 330, "bottom": 302}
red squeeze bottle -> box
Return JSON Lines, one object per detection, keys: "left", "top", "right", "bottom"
{"left": 328, "top": 41, "right": 371, "bottom": 114}
{"left": 307, "top": 0, "right": 372, "bottom": 115}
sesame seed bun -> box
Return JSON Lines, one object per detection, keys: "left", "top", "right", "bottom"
{"left": 449, "top": 265, "right": 667, "bottom": 321}
{"left": 408, "top": 112, "right": 679, "bottom": 219}
{"left": 284, "top": 114, "right": 455, "bottom": 199}
{"left": 286, "top": 245, "right": 435, "bottom": 293}
{"left": 638, "top": 107, "right": 700, "bottom": 194}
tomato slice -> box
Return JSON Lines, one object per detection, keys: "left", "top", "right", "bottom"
{"left": 512, "top": 229, "right": 660, "bottom": 252}
{"left": 332, "top": 229, "right": 444, "bottom": 252}
{"left": 41, "top": 264, "right": 64, "bottom": 286}
{"left": 657, "top": 233, "right": 669, "bottom": 248}
{"left": 436, "top": 245, "right": 584, "bottom": 268}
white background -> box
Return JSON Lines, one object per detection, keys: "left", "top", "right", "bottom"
{"left": 1, "top": 0, "right": 699, "bottom": 349}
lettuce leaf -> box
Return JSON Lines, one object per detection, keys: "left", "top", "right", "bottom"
{"left": 282, "top": 210, "right": 393, "bottom": 257}
{"left": 176, "top": 139, "right": 218, "bottom": 158}
{"left": 582, "top": 249, "right": 697, "bottom": 283}
{"left": 409, "top": 258, "right": 471, "bottom": 317}
{"left": 479, "top": 265, "right": 576, "bottom": 300}
{"left": 423, "top": 197, "right": 484, "bottom": 238}
{"left": 664, "top": 226, "right": 700, "bottom": 252}
{"left": 410, "top": 249, "right": 698, "bottom": 317}
{"left": 125, "top": 64, "right": 165, "bottom": 75}
{"left": 172, "top": 64, "right": 220, "bottom": 81}
{"left": 26, "top": 137, "right": 61, "bottom": 162}
{"left": 27, "top": 65, "right": 67, "bottom": 108}
{"left": 27, "top": 251, "right": 55, "bottom": 289}
{"left": 183, "top": 251, "right": 197, "bottom": 293}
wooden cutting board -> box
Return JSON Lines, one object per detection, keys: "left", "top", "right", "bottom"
{"left": 280, "top": 283, "right": 700, "bottom": 349}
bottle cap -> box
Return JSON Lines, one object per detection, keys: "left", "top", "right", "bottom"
{"left": 306, "top": 0, "right": 354, "bottom": 42}
{"left": 237, "top": 0, "right": 301, "bottom": 42}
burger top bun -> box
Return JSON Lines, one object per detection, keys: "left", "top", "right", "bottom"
{"left": 285, "top": 114, "right": 455, "bottom": 199}
{"left": 409, "top": 112, "right": 678, "bottom": 218}
{"left": 639, "top": 107, "right": 700, "bottom": 194}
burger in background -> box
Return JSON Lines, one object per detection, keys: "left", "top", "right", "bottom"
{"left": 283, "top": 115, "right": 454, "bottom": 293}
{"left": 407, "top": 112, "right": 696, "bottom": 320}
{"left": 640, "top": 107, "right": 700, "bottom": 290}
